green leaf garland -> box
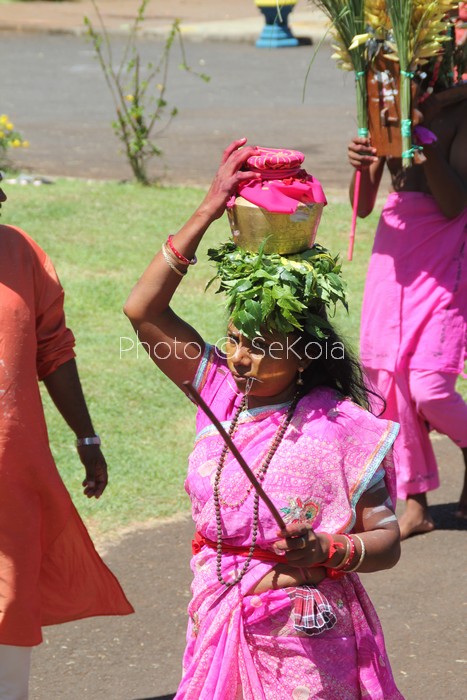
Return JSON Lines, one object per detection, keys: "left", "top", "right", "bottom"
{"left": 207, "top": 241, "right": 348, "bottom": 339}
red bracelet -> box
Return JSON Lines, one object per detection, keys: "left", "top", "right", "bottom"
{"left": 341, "top": 535, "right": 356, "bottom": 570}
{"left": 318, "top": 534, "right": 354, "bottom": 580}
{"left": 320, "top": 533, "right": 345, "bottom": 566}
{"left": 342, "top": 534, "right": 365, "bottom": 572}
{"left": 166, "top": 235, "right": 197, "bottom": 266}
{"left": 332, "top": 534, "right": 355, "bottom": 571}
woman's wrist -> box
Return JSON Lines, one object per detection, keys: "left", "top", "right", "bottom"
{"left": 325, "top": 533, "right": 366, "bottom": 573}
{"left": 195, "top": 199, "right": 224, "bottom": 225}
{"left": 317, "top": 533, "right": 348, "bottom": 568}
{"left": 343, "top": 534, "right": 366, "bottom": 573}
{"left": 421, "top": 141, "right": 442, "bottom": 162}
{"left": 167, "top": 208, "right": 214, "bottom": 261}
{"left": 317, "top": 533, "right": 366, "bottom": 572}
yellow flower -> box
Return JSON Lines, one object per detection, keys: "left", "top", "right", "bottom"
{"left": 6, "top": 122, "right": 14, "bottom": 131}
{"left": 0, "top": 115, "right": 8, "bottom": 126}
{"left": 22, "top": 140, "right": 30, "bottom": 148}
{"left": 366, "top": 0, "right": 391, "bottom": 39}
{"left": 11, "top": 139, "right": 21, "bottom": 148}
{"left": 125, "top": 94, "right": 134, "bottom": 102}
{"left": 349, "top": 33, "right": 371, "bottom": 51}
{"left": 331, "top": 41, "right": 353, "bottom": 72}
{"left": 0, "top": 131, "right": 4, "bottom": 139}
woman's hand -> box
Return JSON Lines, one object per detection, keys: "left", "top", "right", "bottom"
{"left": 273, "top": 522, "right": 329, "bottom": 568}
{"left": 348, "top": 136, "right": 386, "bottom": 217}
{"left": 198, "top": 138, "right": 261, "bottom": 221}
{"left": 246, "top": 523, "right": 330, "bottom": 594}
{"left": 348, "top": 136, "right": 379, "bottom": 171}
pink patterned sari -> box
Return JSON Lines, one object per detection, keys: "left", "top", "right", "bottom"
{"left": 176, "top": 346, "right": 403, "bottom": 700}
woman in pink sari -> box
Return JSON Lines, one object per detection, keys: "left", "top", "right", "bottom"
{"left": 125, "top": 139, "right": 403, "bottom": 699}
{"left": 348, "top": 63, "right": 467, "bottom": 539}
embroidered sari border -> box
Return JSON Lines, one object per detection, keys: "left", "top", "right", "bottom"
{"left": 349, "top": 420, "right": 400, "bottom": 520}
{"left": 192, "top": 343, "right": 215, "bottom": 394}
{"left": 194, "top": 400, "right": 293, "bottom": 445}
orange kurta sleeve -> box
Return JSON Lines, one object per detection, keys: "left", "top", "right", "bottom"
{"left": 34, "top": 244, "right": 75, "bottom": 380}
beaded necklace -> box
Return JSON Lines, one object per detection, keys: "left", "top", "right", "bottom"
{"left": 217, "top": 402, "right": 286, "bottom": 509}
{"left": 213, "top": 393, "right": 299, "bottom": 587}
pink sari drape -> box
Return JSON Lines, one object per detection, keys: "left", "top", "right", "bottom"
{"left": 360, "top": 192, "right": 467, "bottom": 498}
{"left": 360, "top": 192, "right": 467, "bottom": 375}
{"left": 175, "top": 347, "right": 403, "bottom": 699}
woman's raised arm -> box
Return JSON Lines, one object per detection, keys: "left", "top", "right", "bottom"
{"left": 123, "top": 139, "right": 260, "bottom": 392}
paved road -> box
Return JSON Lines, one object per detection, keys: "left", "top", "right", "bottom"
{"left": 1, "top": 32, "right": 361, "bottom": 191}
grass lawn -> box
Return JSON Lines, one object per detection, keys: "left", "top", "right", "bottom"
{"left": 3, "top": 178, "right": 464, "bottom": 538}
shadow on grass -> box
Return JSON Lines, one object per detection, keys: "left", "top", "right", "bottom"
{"left": 430, "top": 502, "right": 467, "bottom": 531}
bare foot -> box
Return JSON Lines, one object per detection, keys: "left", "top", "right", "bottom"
{"left": 399, "top": 512, "right": 435, "bottom": 540}
{"left": 399, "top": 494, "right": 435, "bottom": 540}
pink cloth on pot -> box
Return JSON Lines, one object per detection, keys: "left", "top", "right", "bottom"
{"left": 227, "top": 147, "right": 327, "bottom": 214}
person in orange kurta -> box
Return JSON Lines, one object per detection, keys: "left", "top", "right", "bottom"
{"left": 0, "top": 177, "right": 133, "bottom": 699}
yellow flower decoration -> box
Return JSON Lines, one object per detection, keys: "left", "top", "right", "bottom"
{"left": 330, "top": 37, "right": 353, "bottom": 72}
{"left": 366, "top": 0, "right": 391, "bottom": 40}
{"left": 380, "top": 0, "right": 458, "bottom": 67}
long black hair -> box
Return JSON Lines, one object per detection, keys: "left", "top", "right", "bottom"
{"left": 295, "top": 311, "right": 384, "bottom": 414}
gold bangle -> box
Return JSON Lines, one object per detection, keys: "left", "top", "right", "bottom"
{"left": 332, "top": 535, "right": 352, "bottom": 571}
{"left": 345, "top": 534, "right": 366, "bottom": 573}
{"left": 161, "top": 243, "right": 187, "bottom": 277}
{"left": 163, "top": 242, "right": 190, "bottom": 274}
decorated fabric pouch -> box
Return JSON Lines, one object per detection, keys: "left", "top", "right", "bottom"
{"left": 242, "top": 584, "right": 336, "bottom": 638}
{"left": 290, "top": 585, "right": 337, "bottom": 636}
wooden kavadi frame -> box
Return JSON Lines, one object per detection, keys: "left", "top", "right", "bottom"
{"left": 366, "top": 53, "right": 416, "bottom": 157}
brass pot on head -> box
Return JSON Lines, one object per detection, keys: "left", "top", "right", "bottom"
{"left": 227, "top": 197, "right": 324, "bottom": 255}
{"left": 227, "top": 147, "right": 326, "bottom": 255}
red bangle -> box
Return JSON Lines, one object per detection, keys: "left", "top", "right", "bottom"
{"left": 342, "top": 534, "right": 365, "bottom": 572}
{"left": 339, "top": 533, "right": 355, "bottom": 571}
{"left": 166, "top": 235, "right": 197, "bottom": 266}
{"left": 320, "top": 533, "right": 345, "bottom": 566}
{"left": 332, "top": 534, "right": 355, "bottom": 571}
